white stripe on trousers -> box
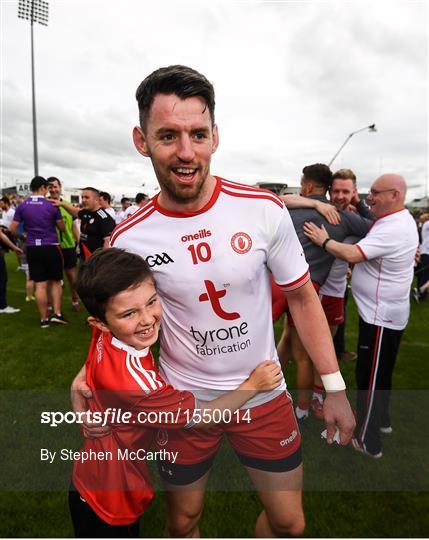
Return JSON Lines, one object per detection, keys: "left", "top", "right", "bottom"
{"left": 360, "top": 326, "right": 384, "bottom": 442}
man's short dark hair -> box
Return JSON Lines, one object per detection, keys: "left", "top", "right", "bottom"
{"left": 99, "top": 191, "right": 111, "bottom": 204}
{"left": 76, "top": 248, "right": 154, "bottom": 323}
{"left": 82, "top": 187, "right": 100, "bottom": 196}
{"left": 332, "top": 168, "right": 357, "bottom": 185}
{"left": 135, "top": 192, "right": 148, "bottom": 204}
{"left": 136, "top": 65, "right": 215, "bottom": 131}
{"left": 302, "top": 164, "right": 333, "bottom": 190}
{"left": 121, "top": 197, "right": 130, "bottom": 205}
{"left": 30, "top": 176, "right": 48, "bottom": 192}
{"left": 1, "top": 196, "right": 11, "bottom": 207}
{"left": 47, "top": 176, "right": 62, "bottom": 187}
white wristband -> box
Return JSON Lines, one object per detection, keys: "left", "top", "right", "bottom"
{"left": 321, "top": 371, "right": 346, "bottom": 393}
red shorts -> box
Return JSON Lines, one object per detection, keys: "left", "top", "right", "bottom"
{"left": 271, "top": 279, "right": 288, "bottom": 322}
{"left": 320, "top": 294, "right": 344, "bottom": 326}
{"left": 155, "top": 391, "right": 301, "bottom": 470}
{"left": 284, "top": 281, "right": 321, "bottom": 327}
{"left": 271, "top": 279, "right": 322, "bottom": 325}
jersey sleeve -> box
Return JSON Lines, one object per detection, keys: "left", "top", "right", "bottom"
{"left": 356, "top": 222, "right": 396, "bottom": 260}
{"left": 99, "top": 213, "right": 116, "bottom": 239}
{"left": 357, "top": 200, "right": 375, "bottom": 220}
{"left": 343, "top": 212, "right": 372, "bottom": 239}
{"left": 130, "top": 385, "right": 197, "bottom": 429}
{"left": 12, "top": 205, "right": 22, "bottom": 223}
{"left": 267, "top": 206, "right": 310, "bottom": 292}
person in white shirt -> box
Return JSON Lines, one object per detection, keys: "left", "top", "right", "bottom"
{"left": 115, "top": 197, "right": 131, "bottom": 224}
{"left": 124, "top": 192, "right": 149, "bottom": 218}
{"left": 0, "top": 197, "right": 15, "bottom": 228}
{"left": 416, "top": 213, "right": 429, "bottom": 300}
{"left": 71, "top": 65, "right": 355, "bottom": 538}
{"left": 99, "top": 191, "right": 117, "bottom": 221}
{"left": 304, "top": 173, "right": 419, "bottom": 458}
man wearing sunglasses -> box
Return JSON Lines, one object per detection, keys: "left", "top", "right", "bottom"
{"left": 303, "top": 174, "right": 418, "bottom": 458}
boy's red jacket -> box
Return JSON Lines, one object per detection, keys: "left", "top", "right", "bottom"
{"left": 72, "top": 327, "right": 196, "bottom": 526}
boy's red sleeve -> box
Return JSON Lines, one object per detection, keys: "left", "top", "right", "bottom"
{"left": 130, "top": 385, "right": 197, "bottom": 429}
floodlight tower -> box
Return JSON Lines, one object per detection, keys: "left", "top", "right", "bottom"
{"left": 329, "top": 124, "right": 377, "bottom": 168}
{"left": 18, "top": 0, "right": 49, "bottom": 177}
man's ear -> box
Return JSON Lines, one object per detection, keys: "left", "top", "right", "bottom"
{"left": 133, "top": 126, "right": 150, "bottom": 157}
{"left": 87, "top": 316, "right": 110, "bottom": 333}
{"left": 304, "top": 181, "right": 314, "bottom": 195}
{"left": 211, "top": 124, "right": 219, "bottom": 155}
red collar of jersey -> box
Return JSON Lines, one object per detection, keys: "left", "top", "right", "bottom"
{"left": 151, "top": 176, "right": 222, "bottom": 218}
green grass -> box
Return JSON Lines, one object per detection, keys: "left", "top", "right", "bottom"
{"left": 0, "top": 252, "right": 428, "bottom": 537}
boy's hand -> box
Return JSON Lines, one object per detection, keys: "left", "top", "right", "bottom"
{"left": 71, "top": 366, "right": 111, "bottom": 439}
{"left": 247, "top": 360, "right": 282, "bottom": 391}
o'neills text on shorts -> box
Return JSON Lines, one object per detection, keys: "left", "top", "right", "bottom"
{"left": 40, "top": 448, "right": 178, "bottom": 464}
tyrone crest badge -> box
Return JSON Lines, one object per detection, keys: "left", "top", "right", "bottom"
{"left": 230, "top": 232, "right": 252, "bottom": 254}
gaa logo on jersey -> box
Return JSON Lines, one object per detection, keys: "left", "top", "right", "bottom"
{"left": 146, "top": 253, "right": 174, "bottom": 267}
{"left": 230, "top": 232, "right": 252, "bottom": 254}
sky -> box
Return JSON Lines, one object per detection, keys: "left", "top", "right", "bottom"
{"left": 1, "top": 0, "right": 428, "bottom": 202}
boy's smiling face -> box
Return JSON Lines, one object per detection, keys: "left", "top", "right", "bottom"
{"left": 90, "top": 278, "right": 162, "bottom": 350}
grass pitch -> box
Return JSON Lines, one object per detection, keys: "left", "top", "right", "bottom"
{"left": 0, "top": 252, "right": 428, "bottom": 537}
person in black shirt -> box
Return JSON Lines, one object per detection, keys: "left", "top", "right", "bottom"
{"left": 52, "top": 187, "right": 115, "bottom": 260}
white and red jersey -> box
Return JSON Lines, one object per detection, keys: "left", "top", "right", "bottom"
{"left": 420, "top": 220, "right": 429, "bottom": 255}
{"left": 319, "top": 236, "right": 360, "bottom": 298}
{"left": 352, "top": 209, "right": 418, "bottom": 330}
{"left": 111, "top": 177, "right": 309, "bottom": 407}
{"left": 72, "top": 328, "right": 196, "bottom": 526}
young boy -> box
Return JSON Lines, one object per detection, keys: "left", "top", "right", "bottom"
{"left": 69, "top": 248, "right": 282, "bottom": 537}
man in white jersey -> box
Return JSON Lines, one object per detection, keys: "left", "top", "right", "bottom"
{"left": 304, "top": 173, "right": 418, "bottom": 458}
{"left": 416, "top": 213, "right": 429, "bottom": 301}
{"left": 124, "top": 192, "right": 149, "bottom": 218}
{"left": 73, "top": 65, "right": 355, "bottom": 537}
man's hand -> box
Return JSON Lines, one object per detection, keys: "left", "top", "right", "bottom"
{"left": 303, "top": 222, "right": 329, "bottom": 246}
{"left": 71, "top": 366, "right": 111, "bottom": 439}
{"left": 323, "top": 390, "right": 355, "bottom": 445}
{"left": 314, "top": 201, "right": 340, "bottom": 225}
{"left": 49, "top": 198, "right": 62, "bottom": 207}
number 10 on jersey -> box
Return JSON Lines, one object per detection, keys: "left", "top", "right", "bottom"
{"left": 187, "top": 242, "right": 212, "bottom": 265}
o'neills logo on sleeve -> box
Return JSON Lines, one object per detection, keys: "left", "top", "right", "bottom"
{"left": 96, "top": 334, "right": 104, "bottom": 364}
{"left": 181, "top": 229, "right": 212, "bottom": 242}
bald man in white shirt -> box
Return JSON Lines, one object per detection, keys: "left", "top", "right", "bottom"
{"left": 304, "top": 174, "right": 419, "bottom": 458}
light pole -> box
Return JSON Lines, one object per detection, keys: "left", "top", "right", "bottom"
{"left": 18, "top": 0, "right": 49, "bottom": 177}
{"left": 329, "top": 124, "right": 377, "bottom": 167}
